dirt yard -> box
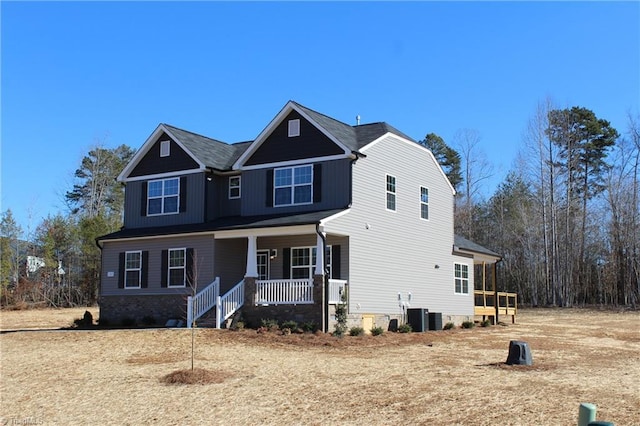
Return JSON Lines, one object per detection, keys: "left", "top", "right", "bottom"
{"left": 1, "top": 307, "right": 638, "bottom": 425}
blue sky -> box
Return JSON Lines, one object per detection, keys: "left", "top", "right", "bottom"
{"left": 2, "top": 1, "right": 639, "bottom": 237}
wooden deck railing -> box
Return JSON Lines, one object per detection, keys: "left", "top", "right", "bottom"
{"left": 474, "top": 290, "right": 517, "bottom": 323}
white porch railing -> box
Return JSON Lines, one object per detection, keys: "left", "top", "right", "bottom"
{"left": 216, "top": 279, "right": 245, "bottom": 329}
{"left": 328, "top": 279, "right": 348, "bottom": 304}
{"left": 255, "top": 279, "right": 314, "bottom": 305}
{"left": 186, "top": 277, "right": 220, "bottom": 328}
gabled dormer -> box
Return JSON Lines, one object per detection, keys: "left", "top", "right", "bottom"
{"left": 234, "top": 101, "right": 358, "bottom": 170}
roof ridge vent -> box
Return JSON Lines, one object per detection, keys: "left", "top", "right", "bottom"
{"left": 356, "top": 115, "right": 361, "bottom": 125}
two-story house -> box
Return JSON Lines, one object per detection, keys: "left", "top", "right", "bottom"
{"left": 97, "top": 101, "right": 506, "bottom": 331}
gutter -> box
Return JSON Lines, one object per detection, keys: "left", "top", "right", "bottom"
{"left": 316, "top": 222, "right": 329, "bottom": 333}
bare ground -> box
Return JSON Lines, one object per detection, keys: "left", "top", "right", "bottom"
{"left": 1, "top": 307, "right": 638, "bottom": 425}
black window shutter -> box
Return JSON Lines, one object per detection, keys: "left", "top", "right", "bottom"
{"left": 118, "top": 252, "right": 125, "bottom": 289}
{"left": 331, "top": 245, "right": 340, "bottom": 279}
{"left": 140, "top": 182, "right": 148, "bottom": 216}
{"left": 161, "top": 250, "right": 168, "bottom": 287}
{"left": 266, "top": 169, "right": 274, "bottom": 207}
{"left": 313, "top": 163, "right": 322, "bottom": 203}
{"left": 180, "top": 176, "right": 187, "bottom": 212}
{"left": 186, "top": 248, "right": 194, "bottom": 287}
{"left": 283, "top": 248, "right": 291, "bottom": 279}
{"left": 141, "top": 251, "right": 149, "bottom": 288}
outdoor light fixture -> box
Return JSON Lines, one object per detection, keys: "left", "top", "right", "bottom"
{"left": 434, "top": 264, "right": 440, "bottom": 269}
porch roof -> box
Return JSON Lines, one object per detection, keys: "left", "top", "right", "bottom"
{"left": 454, "top": 235, "right": 502, "bottom": 260}
{"left": 97, "top": 209, "right": 347, "bottom": 242}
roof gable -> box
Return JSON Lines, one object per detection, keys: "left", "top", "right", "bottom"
{"left": 234, "top": 101, "right": 354, "bottom": 170}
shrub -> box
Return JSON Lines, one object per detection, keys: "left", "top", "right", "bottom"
{"left": 349, "top": 326, "right": 365, "bottom": 336}
{"left": 398, "top": 323, "right": 412, "bottom": 333}
{"left": 370, "top": 326, "right": 384, "bottom": 336}
{"left": 461, "top": 320, "right": 475, "bottom": 329}
{"left": 443, "top": 322, "right": 455, "bottom": 330}
{"left": 481, "top": 319, "right": 492, "bottom": 328}
{"left": 301, "top": 321, "right": 318, "bottom": 333}
{"left": 260, "top": 318, "right": 279, "bottom": 331}
{"left": 281, "top": 320, "right": 298, "bottom": 331}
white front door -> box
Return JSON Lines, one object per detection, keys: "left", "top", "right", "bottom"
{"left": 257, "top": 250, "right": 270, "bottom": 280}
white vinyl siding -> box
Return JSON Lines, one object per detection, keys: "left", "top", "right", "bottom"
{"left": 148, "top": 178, "right": 179, "bottom": 215}
{"left": 124, "top": 251, "right": 142, "bottom": 289}
{"left": 386, "top": 174, "right": 396, "bottom": 211}
{"left": 274, "top": 165, "right": 312, "bottom": 207}
{"left": 420, "top": 186, "right": 429, "bottom": 220}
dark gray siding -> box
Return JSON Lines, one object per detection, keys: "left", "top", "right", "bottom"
{"left": 100, "top": 235, "right": 215, "bottom": 297}
{"left": 244, "top": 111, "right": 344, "bottom": 166}
{"left": 241, "top": 159, "right": 351, "bottom": 216}
{"left": 123, "top": 172, "right": 206, "bottom": 228}
{"left": 215, "top": 175, "right": 241, "bottom": 219}
{"left": 129, "top": 133, "right": 199, "bottom": 177}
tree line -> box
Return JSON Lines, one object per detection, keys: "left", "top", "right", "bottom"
{"left": 1, "top": 103, "right": 638, "bottom": 308}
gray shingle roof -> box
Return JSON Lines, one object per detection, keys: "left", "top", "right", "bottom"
{"left": 161, "top": 102, "right": 418, "bottom": 169}
{"left": 454, "top": 235, "right": 502, "bottom": 258}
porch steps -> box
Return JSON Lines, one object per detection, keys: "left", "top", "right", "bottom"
{"left": 192, "top": 308, "right": 218, "bottom": 328}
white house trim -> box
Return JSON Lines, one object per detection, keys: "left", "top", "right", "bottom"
{"left": 239, "top": 153, "right": 352, "bottom": 171}
{"left": 121, "top": 168, "right": 204, "bottom": 183}
{"left": 118, "top": 124, "right": 207, "bottom": 182}
{"left": 233, "top": 101, "right": 352, "bottom": 170}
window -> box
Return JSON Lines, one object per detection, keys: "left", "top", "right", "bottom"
{"left": 168, "top": 248, "right": 186, "bottom": 287}
{"left": 455, "top": 263, "right": 469, "bottom": 294}
{"left": 274, "top": 165, "right": 312, "bottom": 206}
{"left": 257, "top": 250, "right": 270, "bottom": 280}
{"left": 386, "top": 174, "right": 396, "bottom": 211}
{"left": 420, "top": 186, "right": 429, "bottom": 220}
{"left": 148, "top": 178, "right": 179, "bottom": 215}
{"left": 288, "top": 119, "right": 300, "bottom": 137}
{"left": 291, "top": 246, "right": 331, "bottom": 279}
{"left": 229, "top": 176, "right": 241, "bottom": 199}
{"left": 124, "top": 251, "right": 142, "bottom": 288}
{"left": 160, "top": 140, "right": 170, "bottom": 157}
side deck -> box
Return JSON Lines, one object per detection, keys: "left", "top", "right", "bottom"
{"left": 474, "top": 290, "right": 517, "bottom": 324}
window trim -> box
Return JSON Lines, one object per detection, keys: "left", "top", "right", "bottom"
{"left": 386, "top": 174, "right": 397, "bottom": 212}
{"left": 257, "top": 249, "right": 270, "bottom": 281}
{"left": 147, "top": 177, "right": 180, "bottom": 216}
{"left": 290, "top": 245, "right": 332, "bottom": 279}
{"left": 454, "top": 263, "right": 470, "bottom": 295}
{"left": 167, "top": 248, "right": 187, "bottom": 288}
{"left": 124, "top": 250, "right": 142, "bottom": 289}
{"left": 288, "top": 119, "right": 300, "bottom": 137}
{"left": 160, "top": 140, "right": 170, "bottom": 157}
{"left": 420, "top": 186, "right": 429, "bottom": 220}
{"left": 229, "top": 176, "right": 241, "bottom": 199}
{"left": 273, "top": 164, "right": 313, "bottom": 207}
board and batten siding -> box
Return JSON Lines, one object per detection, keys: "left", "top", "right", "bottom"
{"left": 326, "top": 134, "right": 474, "bottom": 317}
{"left": 100, "top": 235, "right": 215, "bottom": 297}
{"left": 123, "top": 172, "right": 206, "bottom": 228}
{"left": 241, "top": 159, "right": 351, "bottom": 216}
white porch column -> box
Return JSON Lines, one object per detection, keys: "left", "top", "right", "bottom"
{"left": 315, "top": 230, "right": 325, "bottom": 276}
{"left": 246, "top": 235, "right": 258, "bottom": 277}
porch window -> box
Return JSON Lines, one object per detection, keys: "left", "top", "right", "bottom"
{"left": 386, "top": 174, "right": 396, "bottom": 211}
{"left": 124, "top": 251, "right": 142, "bottom": 288}
{"left": 420, "top": 186, "right": 429, "bottom": 220}
{"left": 454, "top": 263, "right": 469, "bottom": 294}
{"left": 148, "top": 177, "right": 179, "bottom": 215}
{"left": 291, "top": 246, "right": 331, "bottom": 279}
{"left": 168, "top": 248, "right": 186, "bottom": 287}
{"left": 229, "top": 176, "right": 241, "bottom": 199}
{"left": 274, "top": 165, "right": 312, "bottom": 206}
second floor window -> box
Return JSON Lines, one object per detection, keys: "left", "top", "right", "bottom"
{"left": 229, "top": 176, "right": 241, "bottom": 199}
{"left": 274, "top": 165, "right": 312, "bottom": 206}
{"left": 420, "top": 186, "right": 429, "bottom": 220}
{"left": 386, "top": 174, "right": 396, "bottom": 211}
{"left": 148, "top": 178, "right": 179, "bottom": 215}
